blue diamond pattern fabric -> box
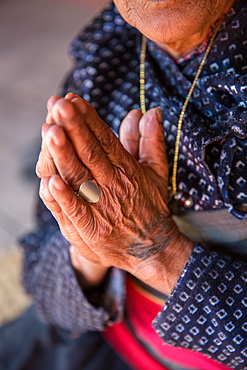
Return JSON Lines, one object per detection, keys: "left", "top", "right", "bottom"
{"left": 20, "top": 0, "right": 247, "bottom": 369}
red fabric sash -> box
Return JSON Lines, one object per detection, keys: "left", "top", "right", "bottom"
{"left": 103, "top": 275, "right": 230, "bottom": 370}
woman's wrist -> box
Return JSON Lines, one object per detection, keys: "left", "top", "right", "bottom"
{"left": 128, "top": 226, "right": 194, "bottom": 297}
{"left": 161, "top": 232, "right": 194, "bottom": 295}
{"left": 70, "top": 245, "right": 109, "bottom": 289}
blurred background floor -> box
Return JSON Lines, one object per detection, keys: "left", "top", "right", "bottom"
{"left": 0, "top": 0, "right": 109, "bottom": 325}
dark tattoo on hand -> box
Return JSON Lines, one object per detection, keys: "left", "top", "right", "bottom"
{"left": 126, "top": 214, "right": 174, "bottom": 260}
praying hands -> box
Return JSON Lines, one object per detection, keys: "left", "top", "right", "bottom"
{"left": 36, "top": 93, "right": 193, "bottom": 295}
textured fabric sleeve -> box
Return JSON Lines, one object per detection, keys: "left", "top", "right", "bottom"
{"left": 20, "top": 197, "right": 125, "bottom": 334}
{"left": 153, "top": 243, "right": 247, "bottom": 369}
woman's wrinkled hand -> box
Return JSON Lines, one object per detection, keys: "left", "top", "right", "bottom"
{"left": 37, "top": 94, "right": 108, "bottom": 272}
{"left": 37, "top": 94, "right": 193, "bottom": 295}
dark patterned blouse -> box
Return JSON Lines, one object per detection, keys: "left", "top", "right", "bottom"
{"left": 21, "top": 0, "right": 247, "bottom": 369}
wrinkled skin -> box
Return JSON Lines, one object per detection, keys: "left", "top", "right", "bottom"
{"left": 113, "top": 0, "right": 235, "bottom": 58}
{"left": 113, "top": 0, "right": 235, "bottom": 43}
{"left": 37, "top": 94, "right": 192, "bottom": 294}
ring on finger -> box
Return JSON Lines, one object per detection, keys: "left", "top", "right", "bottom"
{"left": 78, "top": 180, "right": 101, "bottom": 203}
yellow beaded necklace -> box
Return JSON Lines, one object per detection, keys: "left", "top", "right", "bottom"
{"left": 139, "top": 22, "right": 222, "bottom": 209}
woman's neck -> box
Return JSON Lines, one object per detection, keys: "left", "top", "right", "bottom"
{"left": 155, "top": 0, "right": 235, "bottom": 60}
{"left": 155, "top": 29, "right": 212, "bottom": 60}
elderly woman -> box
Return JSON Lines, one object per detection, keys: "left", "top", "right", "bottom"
{"left": 1, "top": 0, "right": 247, "bottom": 369}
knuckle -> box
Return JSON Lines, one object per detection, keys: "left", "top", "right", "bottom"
{"left": 36, "top": 158, "right": 56, "bottom": 178}
{"left": 39, "top": 189, "right": 61, "bottom": 215}
{"left": 66, "top": 196, "right": 84, "bottom": 221}
{"left": 36, "top": 162, "right": 42, "bottom": 178}
{"left": 61, "top": 164, "right": 89, "bottom": 191}
{"left": 84, "top": 142, "right": 104, "bottom": 166}
{"left": 72, "top": 171, "right": 90, "bottom": 190}
{"left": 36, "top": 152, "right": 44, "bottom": 178}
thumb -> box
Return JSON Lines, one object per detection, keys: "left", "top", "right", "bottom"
{"left": 139, "top": 107, "right": 168, "bottom": 180}
{"left": 119, "top": 109, "right": 143, "bottom": 159}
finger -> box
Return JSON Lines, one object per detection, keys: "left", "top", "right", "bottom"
{"left": 46, "top": 95, "right": 62, "bottom": 124}
{"left": 47, "top": 174, "right": 95, "bottom": 239}
{"left": 51, "top": 97, "right": 118, "bottom": 182}
{"left": 40, "top": 177, "right": 87, "bottom": 248}
{"left": 119, "top": 109, "right": 142, "bottom": 159}
{"left": 64, "top": 92, "right": 80, "bottom": 101}
{"left": 36, "top": 124, "right": 57, "bottom": 178}
{"left": 72, "top": 97, "right": 127, "bottom": 164}
{"left": 38, "top": 94, "right": 83, "bottom": 178}
{"left": 53, "top": 97, "right": 140, "bottom": 180}
{"left": 139, "top": 108, "right": 168, "bottom": 180}
{"left": 46, "top": 93, "right": 77, "bottom": 123}
{"left": 39, "top": 177, "right": 62, "bottom": 214}
{"left": 44, "top": 123, "right": 91, "bottom": 191}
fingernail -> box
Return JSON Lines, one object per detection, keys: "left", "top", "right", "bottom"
{"left": 52, "top": 129, "right": 65, "bottom": 147}
{"left": 156, "top": 107, "right": 163, "bottom": 123}
{"left": 55, "top": 99, "right": 75, "bottom": 120}
{"left": 47, "top": 96, "right": 59, "bottom": 111}
{"left": 54, "top": 99, "right": 67, "bottom": 117}
{"left": 65, "top": 92, "right": 78, "bottom": 100}
{"left": 41, "top": 177, "right": 52, "bottom": 196}
{"left": 45, "top": 124, "right": 64, "bottom": 147}
{"left": 52, "top": 175, "right": 65, "bottom": 191}
{"left": 65, "top": 92, "right": 75, "bottom": 97}
{"left": 52, "top": 135, "right": 61, "bottom": 147}
{"left": 71, "top": 97, "right": 80, "bottom": 103}
{"left": 43, "top": 177, "right": 50, "bottom": 187}
{"left": 42, "top": 177, "right": 54, "bottom": 201}
{"left": 42, "top": 123, "right": 49, "bottom": 138}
